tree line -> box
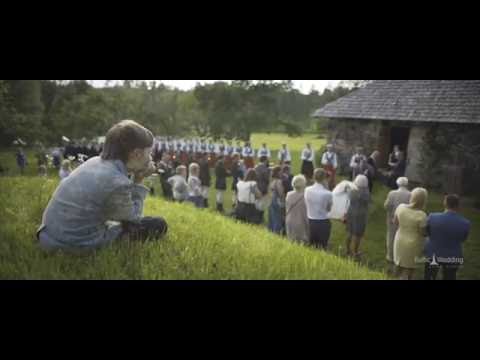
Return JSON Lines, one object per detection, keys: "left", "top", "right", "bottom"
{"left": 0, "top": 80, "right": 361, "bottom": 146}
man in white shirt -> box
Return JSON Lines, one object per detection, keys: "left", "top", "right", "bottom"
{"left": 304, "top": 168, "right": 333, "bottom": 250}
{"left": 257, "top": 143, "right": 271, "bottom": 161}
{"left": 242, "top": 142, "right": 255, "bottom": 169}
{"left": 217, "top": 141, "right": 227, "bottom": 156}
{"left": 321, "top": 144, "right": 338, "bottom": 190}
{"left": 301, "top": 143, "right": 315, "bottom": 180}
{"left": 235, "top": 141, "right": 243, "bottom": 156}
{"left": 278, "top": 143, "right": 292, "bottom": 165}
{"left": 350, "top": 146, "right": 367, "bottom": 181}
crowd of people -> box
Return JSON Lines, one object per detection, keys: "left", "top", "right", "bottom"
{"left": 152, "top": 136, "right": 471, "bottom": 281}
{"left": 6, "top": 140, "right": 103, "bottom": 180}
{"left": 12, "top": 119, "right": 470, "bottom": 280}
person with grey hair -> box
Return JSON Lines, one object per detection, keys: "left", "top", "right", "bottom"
{"left": 384, "top": 177, "right": 411, "bottom": 272}
{"left": 285, "top": 175, "right": 309, "bottom": 243}
{"left": 344, "top": 175, "right": 371, "bottom": 259}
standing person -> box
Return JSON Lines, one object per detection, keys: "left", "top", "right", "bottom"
{"left": 152, "top": 138, "right": 163, "bottom": 164}
{"left": 59, "top": 160, "right": 73, "bottom": 180}
{"left": 384, "top": 177, "right": 411, "bottom": 273}
{"left": 359, "top": 158, "right": 375, "bottom": 193}
{"left": 217, "top": 141, "right": 226, "bottom": 156}
{"left": 207, "top": 140, "right": 217, "bottom": 168}
{"left": 366, "top": 150, "right": 381, "bottom": 193}
{"left": 393, "top": 188, "right": 429, "bottom": 280}
{"left": 0, "top": 161, "right": 7, "bottom": 176}
{"left": 215, "top": 154, "right": 230, "bottom": 213}
{"left": 35, "top": 143, "right": 48, "bottom": 169}
{"left": 235, "top": 169, "right": 262, "bottom": 224}
{"left": 281, "top": 165, "right": 294, "bottom": 194}
{"left": 186, "top": 139, "right": 195, "bottom": 163}
{"left": 226, "top": 140, "right": 234, "bottom": 157}
{"left": 285, "top": 175, "right": 309, "bottom": 243}
{"left": 225, "top": 140, "right": 235, "bottom": 172}
{"left": 52, "top": 148, "right": 62, "bottom": 170}
{"left": 167, "top": 138, "right": 175, "bottom": 160}
{"left": 301, "top": 143, "right": 315, "bottom": 181}
{"left": 268, "top": 166, "right": 286, "bottom": 234}
{"left": 388, "top": 145, "right": 400, "bottom": 170}
{"left": 187, "top": 163, "right": 204, "bottom": 208}
{"left": 350, "top": 146, "right": 367, "bottom": 181}
{"left": 16, "top": 148, "right": 27, "bottom": 175}
{"left": 242, "top": 142, "right": 255, "bottom": 170}
{"left": 388, "top": 152, "right": 407, "bottom": 189}
{"left": 168, "top": 165, "right": 189, "bottom": 203}
{"left": 157, "top": 153, "right": 174, "bottom": 201}
{"left": 304, "top": 169, "right": 333, "bottom": 250}
{"left": 424, "top": 195, "right": 471, "bottom": 281}
{"left": 37, "top": 120, "right": 168, "bottom": 253}
{"left": 254, "top": 156, "right": 271, "bottom": 224}
{"left": 257, "top": 143, "right": 271, "bottom": 164}
{"left": 344, "top": 175, "right": 371, "bottom": 259}
{"left": 199, "top": 152, "right": 211, "bottom": 209}
{"left": 235, "top": 141, "right": 243, "bottom": 157}
{"left": 230, "top": 153, "right": 243, "bottom": 208}
{"left": 278, "top": 143, "right": 292, "bottom": 166}
{"left": 38, "top": 165, "right": 48, "bottom": 177}
{"left": 321, "top": 144, "right": 338, "bottom": 190}
{"left": 179, "top": 140, "right": 189, "bottom": 166}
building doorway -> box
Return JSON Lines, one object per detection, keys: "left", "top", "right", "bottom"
{"left": 390, "top": 126, "right": 411, "bottom": 157}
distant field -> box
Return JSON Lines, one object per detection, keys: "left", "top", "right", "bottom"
{"left": 251, "top": 132, "right": 326, "bottom": 152}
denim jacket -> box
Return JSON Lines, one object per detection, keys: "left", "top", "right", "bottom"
{"left": 37, "top": 156, "right": 149, "bottom": 250}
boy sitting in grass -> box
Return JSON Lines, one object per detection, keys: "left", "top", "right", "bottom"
{"left": 37, "top": 120, "right": 168, "bottom": 253}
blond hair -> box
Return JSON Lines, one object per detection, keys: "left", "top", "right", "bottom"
{"left": 409, "top": 188, "right": 428, "bottom": 210}
{"left": 189, "top": 162, "right": 199, "bottom": 176}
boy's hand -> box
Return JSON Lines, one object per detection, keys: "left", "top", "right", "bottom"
{"left": 134, "top": 162, "right": 156, "bottom": 184}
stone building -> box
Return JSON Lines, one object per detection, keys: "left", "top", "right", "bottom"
{"left": 313, "top": 80, "right": 480, "bottom": 192}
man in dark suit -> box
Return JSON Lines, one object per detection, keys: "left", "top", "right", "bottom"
{"left": 424, "top": 195, "right": 471, "bottom": 280}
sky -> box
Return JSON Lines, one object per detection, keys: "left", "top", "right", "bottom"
{"left": 90, "top": 80, "right": 342, "bottom": 94}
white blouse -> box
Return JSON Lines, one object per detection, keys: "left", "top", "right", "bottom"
{"left": 236, "top": 181, "right": 258, "bottom": 204}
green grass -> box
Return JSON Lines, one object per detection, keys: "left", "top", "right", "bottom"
{"left": 1, "top": 132, "right": 479, "bottom": 280}
{"left": 0, "top": 176, "right": 385, "bottom": 280}
{"left": 251, "top": 132, "right": 326, "bottom": 153}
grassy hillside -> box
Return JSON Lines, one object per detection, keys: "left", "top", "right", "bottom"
{"left": 0, "top": 176, "right": 386, "bottom": 280}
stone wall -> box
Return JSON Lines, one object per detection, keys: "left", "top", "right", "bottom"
{"left": 405, "top": 125, "right": 428, "bottom": 184}
{"left": 326, "top": 118, "right": 384, "bottom": 175}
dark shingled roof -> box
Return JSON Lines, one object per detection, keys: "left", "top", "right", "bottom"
{"left": 313, "top": 80, "right": 480, "bottom": 124}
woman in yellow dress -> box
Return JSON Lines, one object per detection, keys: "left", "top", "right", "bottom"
{"left": 393, "top": 188, "right": 429, "bottom": 280}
